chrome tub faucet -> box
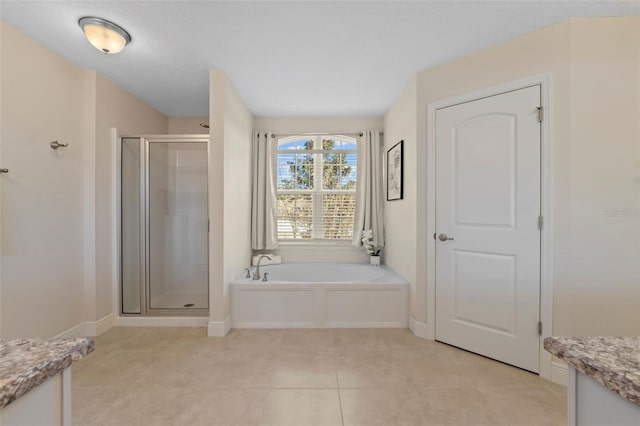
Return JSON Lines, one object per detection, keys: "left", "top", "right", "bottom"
{"left": 253, "top": 254, "right": 273, "bottom": 280}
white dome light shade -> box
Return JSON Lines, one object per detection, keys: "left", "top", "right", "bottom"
{"left": 79, "top": 17, "right": 131, "bottom": 54}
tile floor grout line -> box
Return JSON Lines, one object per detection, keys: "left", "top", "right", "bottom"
{"left": 336, "top": 371, "right": 345, "bottom": 426}
{"left": 404, "top": 375, "right": 429, "bottom": 425}
{"left": 75, "top": 327, "right": 567, "bottom": 425}
{"left": 259, "top": 387, "right": 273, "bottom": 426}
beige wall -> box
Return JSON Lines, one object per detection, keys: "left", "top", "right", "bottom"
{"left": 0, "top": 22, "right": 87, "bottom": 337}
{"left": 92, "top": 75, "right": 168, "bottom": 320}
{"left": 383, "top": 76, "right": 418, "bottom": 316}
{"left": 209, "top": 70, "right": 254, "bottom": 324}
{"left": 254, "top": 117, "right": 383, "bottom": 134}
{"left": 0, "top": 21, "right": 169, "bottom": 337}
{"left": 562, "top": 17, "right": 640, "bottom": 335}
{"left": 386, "top": 17, "right": 640, "bottom": 336}
{"left": 168, "top": 116, "right": 210, "bottom": 135}
{"left": 254, "top": 116, "right": 383, "bottom": 264}
{"left": 416, "top": 20, "right": 572, "bottom": 326}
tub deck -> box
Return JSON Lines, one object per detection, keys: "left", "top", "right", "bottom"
{"left": 230, "top": 264, "right": 409, "bottom": 329}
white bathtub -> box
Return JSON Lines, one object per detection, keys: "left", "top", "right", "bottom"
{"left": 230, "top": 263, "right": 409, "bottom": 329}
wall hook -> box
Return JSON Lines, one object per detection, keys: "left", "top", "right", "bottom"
{"left": 50, "top": 140, "right": 69, "bottom": 150}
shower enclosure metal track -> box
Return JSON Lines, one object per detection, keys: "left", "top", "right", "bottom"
{"left": 119, "top": 134, "right": 210, "bottom": 317}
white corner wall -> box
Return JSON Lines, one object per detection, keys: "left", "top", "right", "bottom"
{"left": 209, "top": 70, "right": 254, "bottom": 334}
{"left": 168, "top": 117, "right": 210, "bottom": 134}
{"left": 561, "top": 17, "right": 640, "bottom": 335}
{"left": 385, "top": 16, "right": 640, "bottom": 338}
{"left": 382, "top": 77, "right": 419, "bottom": 318}
{"left": 420, "top": 19, "right": 571, "bottom": 329}
{"left": 0, "top": 22, "right": 87, "bottom": 338}
{"left": 92, "top": 75, "right": 168, "bottom": 321}
{"left": 0, "top": 21, "right": 169, "bottom": 338}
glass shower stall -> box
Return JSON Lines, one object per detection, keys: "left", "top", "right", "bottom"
{"left": 120, "top": 135, "right": 209, "bottom": 316}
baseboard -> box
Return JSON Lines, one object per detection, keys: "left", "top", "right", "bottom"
{"left": 233, "top": 322, "right": 315, "bottom": 329}
{"left": 54, "top": 322, "right": 88, "bottom": 339}
{"left": 409, "top": 315, "right": 434, "bottom": 340}
{"left": 85, "top": 313, "right": 116, "bottom": 337}
{"left": 116, "top": 316, "right": 209, "bottom": 327}
{"left": 208, "top": 316, "right": 231, "bottom": 336}
{"left": 325, "top": 322, "right": 407, "bottom": 328}
{"left": 231, "top": 321, "right": 407, "bottom": 329}
{"left": 550, "top": 360, "right": 568, "bottom": 386}
{"left": 54, "top": 313, "right": 205, "bottom": 338}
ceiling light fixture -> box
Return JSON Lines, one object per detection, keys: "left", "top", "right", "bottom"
{"left": 78, "top": 17, "right": 131, "bottom": 54}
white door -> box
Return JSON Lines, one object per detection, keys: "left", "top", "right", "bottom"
{"left": 435, "top": 85, "right": 541, "bottom": 372}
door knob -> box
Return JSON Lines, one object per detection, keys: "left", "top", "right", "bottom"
{"left": 438, "top": 233, "right": 454, "bottom": 242}
{"left": 0, "top": 168, "right": 8, "bottom": 174}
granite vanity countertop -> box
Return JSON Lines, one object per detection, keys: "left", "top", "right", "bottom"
{"left": 544, "top": 336, "right": 640, "bottom": 406}
{"left": 0, "top": 338, "right": 94, "bottom": 408}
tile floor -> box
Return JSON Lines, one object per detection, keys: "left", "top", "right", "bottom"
{"left": 72, "top": 327, "right": 566, "bottom": 426}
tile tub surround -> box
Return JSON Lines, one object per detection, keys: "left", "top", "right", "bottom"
{"left": 73, "top": 327, "right": 566, "bottom": 426}
{"left": 0, "top": 337, "right": 94, "bottom": 408}
{"left": 544, "top": 336, "right": 640, "bottom": 405}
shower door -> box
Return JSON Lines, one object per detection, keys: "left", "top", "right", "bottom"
{"left": 121, "top": 136, "right": 209, "bottom": 315}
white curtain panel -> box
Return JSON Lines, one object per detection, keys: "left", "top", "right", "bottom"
{"left": 251, "top": 131, "right": 279, "bottom": 250}
{"left": 352, "top": 130, "right": 385, "bottom": 248}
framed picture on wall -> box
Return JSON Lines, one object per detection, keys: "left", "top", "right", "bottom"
{"left": 387, "top": 140, "right": 403, "bottom": 201}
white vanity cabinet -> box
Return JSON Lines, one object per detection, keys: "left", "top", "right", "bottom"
{"left": 0, "top": 369, "right": 71, "bottom": 426}
{"left": 0, "top": 338, "right": 93, "bottom": 426}
{"left": 545, "top": 337, "right": 640, "bottom": 426}
{"left": 567, "top": 366, "right": 640, "bottom": 426}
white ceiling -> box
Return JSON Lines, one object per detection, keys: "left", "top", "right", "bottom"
{"left": 1, "top": 1, "right": 639, "bottom": 117}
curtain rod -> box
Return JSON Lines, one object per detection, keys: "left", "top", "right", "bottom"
{"left": 270, "top": 132, "right": 384, "bottom": 139}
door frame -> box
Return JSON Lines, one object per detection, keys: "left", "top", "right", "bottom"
{"left": 425, "top": 74, "right": 554, "bottom": 381}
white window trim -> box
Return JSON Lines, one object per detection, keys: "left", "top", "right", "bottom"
{"left": 277, "top": 240, "right": 355, "bottom": 248}
{"left": 276, "top": 134, "right": 358, "bottom": 242}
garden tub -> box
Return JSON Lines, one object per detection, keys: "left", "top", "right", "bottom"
{"left": 230, "top": 263, "right": 409, "bottom": 328}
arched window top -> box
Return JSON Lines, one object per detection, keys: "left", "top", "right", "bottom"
{"left": 278, "top": 137, "right": 314, "bottom": 150}
{"left": 320, "top": 137, "right": 357, "bottom": 151}
{"left": 277, "top": 135, "right": 357, "bottom": 151}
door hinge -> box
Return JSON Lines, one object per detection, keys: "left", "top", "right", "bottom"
{"left": 208, "top": 219, "right": 210, "bottom": 233}
{"left": 537, "top": 321, "right": 543, "bottom": 336}
{"left": 537, "top": 106, "right": 544, "bottom": 123}
{"left": 538, "top": 215, "right": 543, "bottom": 230}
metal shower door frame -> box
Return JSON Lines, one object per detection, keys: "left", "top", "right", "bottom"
{"left": 120, "top": 134, "right": 210, "bottom": 317}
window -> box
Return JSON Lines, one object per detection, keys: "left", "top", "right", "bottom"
{"left": 276, "top": 135, "right": 358, "bottom": 241}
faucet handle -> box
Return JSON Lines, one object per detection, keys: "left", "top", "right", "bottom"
{"left": 244, "top": 268, "right": 251, "bottom": 278}
{"left": 262, "top": 273, "right": 269, "bottom": 282}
